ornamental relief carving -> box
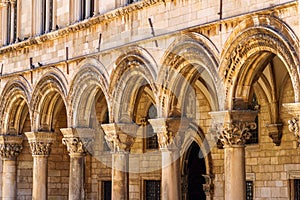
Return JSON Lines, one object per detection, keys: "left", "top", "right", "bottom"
{"left": 62, "top": 137, "right": 93, "bottom": 155}
{"left": 104, "top": 133, "right": 135, "bottom": 153}
{"left": 0, "top": 143, "right": 22, "bottom": 159}
{"left": 288, "top": 117, "right": 300, "bottom": 145}
{"left": 216, "top": 122, "right": 257, "bottom": 146}
{"left": 29, "top": 142, "right": 52, "bottom": 155}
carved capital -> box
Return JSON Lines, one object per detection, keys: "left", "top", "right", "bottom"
{"left": 210, "top": 110, "right": 257, "bottom": 147}
{"left": 0, "top": 134, "right": 23, "bottom": 159}
{"left": 62, "top": 137, "right": 93, "bottom": 155}
{"left": 202, "top": 174, "right": 214, "bottom": 197}
{"left": 101, "top": 123, "right": 138, "bottom": 153}
{"left": 149, "top": 117, "right": 190, "bottom": 150}
{"left": 25, "top": 132, "right": 56, "bottom": 156}
{"left": 60, "top": 128, "right": 95, "bottom": 155}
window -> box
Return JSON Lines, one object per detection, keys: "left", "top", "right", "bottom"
{"left": 102, "top": 181, "right": 111, "bottom": 200}
{"left": 41, "top": 0, "right": 53, "bottom": 33}
{"left": 246, "top": 181, "right": 253, "bottom": 200}
{"left": 79, "top": 0, "right": 94, "bottom": 20}
{"left": 145, "top": 180, "right": 160, "bottom": 200}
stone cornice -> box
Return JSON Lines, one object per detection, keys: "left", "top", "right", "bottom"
{"left": 0, "top": 0, "right": 166, "bottom": 54}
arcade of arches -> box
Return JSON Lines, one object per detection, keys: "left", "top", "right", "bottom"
{"left": 1, "top": 1, "right": 300, "bottom": 200}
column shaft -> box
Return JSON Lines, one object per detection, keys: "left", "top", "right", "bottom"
{"left": 2, "top": 3, "right": 8, "bottom": 45}
{"left": 10, "top": 2, "right": 15, "bottom": 43}
{"left": 2, "top": 159, "right": 17, "bottom": 200}
{"left": 45, "top": 0, "right": 50, "bottom": 32}
{"left": 69, "top": 155, "right": 85, "bottom": 200}
{"left": 112, "top": 153, "right": 129, "bottom": 200}
{"left": 224, "top": 146, "right": 246, "bottom": 200}
{"left": 32, "top": 156, "right": 48, "bottom": 200}
{"left": 85, "top": 0, "right": 91, "bottom": 18}
{"left": 161, "top": 150, "right": 181, "bottom": 200}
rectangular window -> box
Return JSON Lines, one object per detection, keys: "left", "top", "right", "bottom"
{"left": 145, "top": 180, "right": 160, "bottom": 200}
{"left": 102, "top": 181, "right": 111, "bottom": 200}
{"left": 246, "top": 181, "right": 253, "bottom": 200}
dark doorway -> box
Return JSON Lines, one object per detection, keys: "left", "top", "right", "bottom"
{"left": 186, "top": 142, "right": 206, "bottom": 200}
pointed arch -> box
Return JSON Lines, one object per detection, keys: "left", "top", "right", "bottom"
{"left": 220, "top": 15, "right": 300, "bottom": 109}
{"left": 30, "top": 67, "right": 68, "bottom": 131}
{"left": 0, "top": 76, "right": 32, "bottom": 134}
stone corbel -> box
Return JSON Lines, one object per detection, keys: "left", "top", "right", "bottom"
{"left": 60, "top": 128, "right": 95, "bottom": 155}
{"left": 266, "top": 123, "right": 283, "bottom": 146}
{"left": 209, "top": 110, "right": 258, "bottom": 147}
{"left": 0, "top": 134, "right": 23, "bottom": 159}
{"left": 101, "top": 123, "right": 138, "bottom": 153}
{"left": 148, "top": 117, "right": 190, "bottom": 150}
{"left": 283, "top": 103, "right": 300, "bottom": 146}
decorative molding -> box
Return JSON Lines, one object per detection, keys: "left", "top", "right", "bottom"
{"left": 283, "top": 103, "right": 300, "bottom": 146}
{"left": 101, "top": 123, "right": 138, "bottom": 153}
{"left": 29, "top": 142, "right": 52, "bottom": 156}
{"left": 0, "top": 134, "right": 23, "bottom": 159}
{"left": 148, "top": 118, "right": 190, "bottom": 150}
{"left": 202, "top": 174, "right": 214, "bottom": 198}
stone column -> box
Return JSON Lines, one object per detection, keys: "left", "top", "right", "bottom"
{"left": 85, "top": 0, "right": 91, "bottom": 18}
{"left": 45, "top": 0, "right": 51, "bottom": 32}
{"left": 101, "top": 123, "right": 138, "bottom": 200}
{"left": 60, "top": 128, "right": 95, "bottom": 200}
{"left": 210, "top": 110, "right": 257, "bottom": 200}
{"left": 25, "top": 132, "right": 56, "bottom": 200}
{"left": 35, "top": 0, "right": 43, "bottom": 35}
{"left": 149, "top": 118, "right": 190, "bottom": 200}
{"left": 283, "top": 103, "right": 300, "bottom": 146}
{"left": 0, "top": 134, "right": 23, "bottom": 200}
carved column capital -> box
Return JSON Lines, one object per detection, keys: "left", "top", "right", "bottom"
{"left": 149, "top": 117, "right": 190, "bottom": 150}
{"left": 210, "top": 110, "right": 257, "bottom": 147}
{"left": 202, "top": 174, "right": 214, "bottom": 197}
{"left": 60, "top": 128, "right": 95, "bottom": 155}
{"left": 101, "top": 123, "right": 138, "bottom": 153}
{"left": 25, "top": 132, "right": 56, "bottom": 156}
{"left": 0, "top": 134, "right": 23, "bottom": 159}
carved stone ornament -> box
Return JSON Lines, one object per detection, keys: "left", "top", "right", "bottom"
{"left": 62, "top": 137, "right": 93, "bottom": 155}
{"left": 202, "top": 174, "right": 214, "bottom": 197}
{"left": 209, "top": 110, "right": 257, "bottom": 147}
{"left": 148, "top": 117, "right": 190, "bottom": 150}
{"left": 60, "top": 128, "right": 95, "bottom": 155}
{"left": 282, "top": 103, "right": 300, "bottom": 146}
{"left": 216, "top": 122, "right": 256, "bottom": 146}
{"left": 101, "top": 123, "right": 138, "bottom": 153}
{"left": 0, "top": 134, "right": 23, "bottom": 159}
{"left": 25, "top": 132, "right": 56, "bottom": 156}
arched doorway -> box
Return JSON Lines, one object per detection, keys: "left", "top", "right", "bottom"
{"left": 184, "top": 141, "right": 206, "bottom": 200}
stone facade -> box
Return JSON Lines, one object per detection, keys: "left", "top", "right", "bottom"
{"left": 0, "top": 0, "right": 300, "bottom": 199}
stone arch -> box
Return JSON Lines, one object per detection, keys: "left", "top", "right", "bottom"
{"left": 30, "top": 67, "right": 68, "bottom": 131}
{"left": 220, "top": 15, "right": 300, "bottom": 109}
{"left": 0, "top": 76, "right": 32, "bottom": 134}
{"left": 109, "top": 46, "right": 158, "bottom": 123}
{"left": 158, "top": 32, "right": 222, "bottom": 118}
{"left": 68, "top": 58, "right": 109, "bottom": 127}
